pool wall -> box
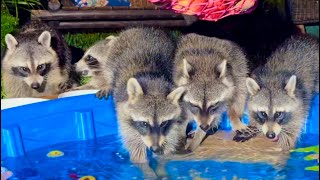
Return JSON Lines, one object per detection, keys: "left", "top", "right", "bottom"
{"left": 1, "top": 94, "right": 319, "bottom": 159}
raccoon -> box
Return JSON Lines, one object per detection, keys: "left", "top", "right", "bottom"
{"left": 1, "top": 21, "right": 76, "bottom": 98}
{"left": 240, "top": 35, "right": 319, "bottom": 150}
{"left": 97, "top": 28, "right": 189, "bottom": 163}
{"left": 173, "top": 33, "right": 249, "bottom": 151}
{"left": 72, "top": 35, "right": 117, "bottom": 91}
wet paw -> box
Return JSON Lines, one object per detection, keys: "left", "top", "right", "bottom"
{"left": 96, "top": 89, "right": 109, "bottom": 100}
{"left": 58, "top": 82, "right": 71, "bottom": 93}
{"left": 233, "top": 125, "right": 260, "bottom": 142}
{"left": 231, "top": 121, "right": 248, "bottom": 131}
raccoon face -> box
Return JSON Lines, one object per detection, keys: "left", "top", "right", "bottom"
{"left": 246, "top": 75, "right": 301, "bottom": 149}
{"left": 75, "top": 54, "right": 99, "bottom": 77}
{"left": 75, "top": 36, "right": 116, "bottom": 77}
{"left": 125, "top": 78, "right": 186, "bottom": 155}
{"left": 178, "top": 59, "right": 234, "bottom": 132}
{"left": 4, "top": 31, "right": 58, "bottom": 91}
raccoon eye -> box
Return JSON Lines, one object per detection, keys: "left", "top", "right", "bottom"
{"left": 208, "top": 102, "right": 220, "bottom": 115}
{"left": 160, "top": 120, "right": 170, "bottom": 128}
{"left": 142, "top": 122, "right": 149, "bottom": 127}
{"left": 274, "top": 112, "right": 285, "bottom": 121}
{"left": 189, "top": 103, "right": 201, "bottom": 114}
{"left": 20, "top": 67, "right": 28, "bottom": 72}
{"left": 37, "top": 64, "right": 45, "bottom": 71}
{"left": 86, "top": 55, "right": 95, "bottom": 62}
{"left": 257, "top": 111, "right": 268, "bottom": 121}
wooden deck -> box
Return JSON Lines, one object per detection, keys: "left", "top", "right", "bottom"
{"left": 31, "top": 9, "right": 190, "bottom": 30}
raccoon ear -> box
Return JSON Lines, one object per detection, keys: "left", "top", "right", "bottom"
{"left": 127, "top": 78, "right": 144, "bottom": 102}
{"left": 217, "top": 59, "right": 227, "bottom": 78}
{"left": 178, "top": 59, "right": 192, "bottom": 85}
{"left": 285, "top": 75, "right": 296, "bottom": 97}
{"left": 5, "top": 34, "right": 18, "bottom": 51}
{"left": 167, "top": 87, "right": 185, "bottom": 105}
{"left": 38, "top": 31, "right": 51, "bottom": 48}
{"left": 246, "top": 78, "right": 260, "bottom": 96}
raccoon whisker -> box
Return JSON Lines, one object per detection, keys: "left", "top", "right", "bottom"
{"left": 279, "top": 132, "right": 291, "bottom": 150}
{"left": 281, "top": 128, "right": 295, "bottom": 136}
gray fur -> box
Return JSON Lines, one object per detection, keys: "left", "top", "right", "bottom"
{"left": 173, "top": 33, "right": 249, "bottom": 151}
{"left": 98, "top": 28, "right": 189, "bottom": 163}
{"left": 247, "top": 34, "right": 319, "bottom": 150}
{"left": 1, "top": 21, "right": 77, "bottom": 98}
{"left": 72, "top": 35, "right": 117, "bottom": 90}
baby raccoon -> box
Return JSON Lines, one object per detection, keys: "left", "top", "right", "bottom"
{"left": 238, "top": 35, "right": 319, "bottom": 150}
{"left": 1, "top": 21, "right": 76, "bottom": 98}
{"left": 72, "top": 35, "right": 117, "bottom": 91}
{"left": 97, "top": 28, "right": 189, "bottom": 163}
{"left": 173, "top": 33, "right": 249, "bottom": 151}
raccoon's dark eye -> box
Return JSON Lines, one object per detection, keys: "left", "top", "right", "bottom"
{"left": 160, "top": 120, "right": 174, "bottom": 135}
{"left": 274, "top": 112, "right": 286, "bottom": 121}
{"left": 257, "top": 111, "right": 268, "bottom": 122}
{"left": 142, "top": 122, "right": 148, "bottom": 127}
{"left": 160, "top": 120, "right": 173, "bottom": 128}
{"left": 37, "top": 64, "right": 46, "bottom": 71}
{"left": 208, "top": 102, "right": 220, "bottom": 115}
{"left": 86, "top": 55, "right": 95, "bottom": 62}
{"left": 188, "top": 103, "right": 201, "bottom": 114}
{"left": 20, "top": 67, "right": 29, "bottom": 72}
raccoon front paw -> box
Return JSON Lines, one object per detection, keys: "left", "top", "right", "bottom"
{"left": 231, "top": 121, "right": 248, "bottom": 132}
{"left": 58, "top": 82, "right": 71, "bottom": 93}
{"left": 96, "top": 89, "right": 110, "bottom": 100}
{"left": 233, "top": 125, "right": 260, "bottom": 142}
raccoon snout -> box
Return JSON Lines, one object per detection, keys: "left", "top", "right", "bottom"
{"left": 79, "top": 70, "right": 89, "bottom": 76}
{"left": 199, "top": 124, "right": 210, "bottom": 132}
{"left": 266, "top": 131, "right": 276, "bottom": 139}
{"left": 31, "top": 83, "right": 40, "bottom": 89}
{"left": 150, "top": 145, "right": 161, "bottom": 154}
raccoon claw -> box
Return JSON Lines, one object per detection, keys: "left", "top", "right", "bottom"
{"left": 233, "top": 125, "right": 260, "bottom": 142}
{"left": 96, "top": 89, "right": 109, "bottom": 100}
{"left": 187, "top": 132, "right": 195, "bottom": 139}
{"left": 58, "top": 82, "right": 71, "bottom": 93}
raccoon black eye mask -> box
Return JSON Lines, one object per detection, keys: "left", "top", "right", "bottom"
{"left": 255, "top": 111, "right": 290, "bottom": 125}
{"left": 187, "top": 102, "right": 222, "bottom": 115}
{"left": 234, "top": 111, "right": 292, "bottom": 142}
{"left": 11, "top": 63, "right": 51, "bottom": 77}
{"left": 85, "top": 55, "right": 99, "bottom": 68}
{"left": 131, "top": 120, "right": 174, "bottom": 136}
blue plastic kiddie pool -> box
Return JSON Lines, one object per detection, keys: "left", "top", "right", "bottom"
{"left": 1, "top": 93, "right": 319, "bottom": 179}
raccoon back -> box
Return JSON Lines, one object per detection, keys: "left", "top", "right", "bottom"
{"left": 253, "top": 35, "right": 319, "bottom": 103}
{"left": 174, "top": 33, "right": 248, "bottom": 83}
{"left": 107, "top": 28, "right": 176, "bottom": 101}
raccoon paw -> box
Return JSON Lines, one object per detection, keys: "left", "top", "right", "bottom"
{"left": 96, "top": 89, "right": 110, "bottom": 100}
{"left": 233, "top": 125, "right": 259, "bottom": 142}
{"left": 58, "top": 82, "right": 71, "bottom": 93}
{"left": 231, "top": 121, "right": 248, "bottom": 132}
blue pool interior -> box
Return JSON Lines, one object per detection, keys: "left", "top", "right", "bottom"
{"left": 1, "top": 94, "right": 319, "bottom": 179}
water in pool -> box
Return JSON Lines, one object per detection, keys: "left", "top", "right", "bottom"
{"left": 1, "top": 131, "right": 319, "bottom": 180}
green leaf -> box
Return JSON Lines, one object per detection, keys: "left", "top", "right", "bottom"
{"left": 305, "top": 166, "right": 319, "bottom": 171}
{"left": 290, "top": 145, "right": 319, "bottom": 153}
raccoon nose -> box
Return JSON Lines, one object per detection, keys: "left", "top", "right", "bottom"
{"left": 150, "top": 145, "right": 161, "bottom": 153}
{"left": 266, "top": 131, "right": 276, "bottom": 139}
{"left": 200, "top": 124, "right": 210, "bottom": 132}
{"left": 31, "top": 83, "right": 40, "bottom": 89}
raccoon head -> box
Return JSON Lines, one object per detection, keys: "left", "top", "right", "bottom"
{"left": 246, "top": 75, "right": 303, "bottom": 150}
{"left": 179, "top": 59, "right": 234, "bottom": 132}
{"left": 75, "top": 36, "right": 116, "bottom": 77}
{"left": 124, "top": 78, "right": 186, "bottom": 155}
{"left": 4, "top": 31, "right": 58, "bottom": 91}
